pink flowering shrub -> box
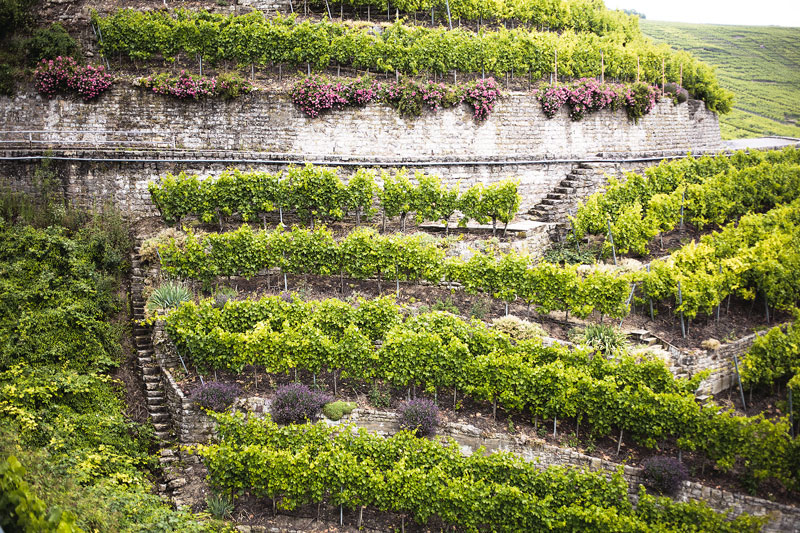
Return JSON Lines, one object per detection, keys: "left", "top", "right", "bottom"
{"left": 34, "top": 57, "right": 112, "bottom": 101}
{"left": 291, "top": 76, "right": 501, "bottom": 121}
{"left": 461, "top": 78, "right": 501, "bottom": 121}
{"left": 138, "top": 71, "right": 252, "bottom": 100}
{"left": 535, "top": 78, "right": 660, "bottom": 122}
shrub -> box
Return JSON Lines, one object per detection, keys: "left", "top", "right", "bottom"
{"left": 663, "top": 82, "right": 689, "bottom": 104}
{"left": 25, "top": 23, "right": 79, "bottom": 63}
{"left": 145, "top": 281, "right": 192, "bottom": 314}
{"left": 0, "top": 63, "right": 15, "bottom": 97}
{"left": 625, "top": 82, "right": 660, "bottom": 121}
{"left": 33, "top": 57, "right": 112, "bottom": 100}
{"left": 270, "top": 383, "right": 331, "bottom": 425}
{"left": 290, "top": 75, "right": 501, "bottom": 120}
{"left": 139, "top": 228, "right": 187, "bottom": 263}
{"left": 212, "top": 286, "right": 238, "bottom": 308}
{"left": 190, "top": 381, "right": 241, "bottom": 412}
{"left": 215, "top": 72, "right": 253, "bottom": 100}
{"left": 397, "top": 398, "right": 439, "bottom": 437}
{"left": 641, "top": 456, "right": 689, "bottom": 495}
{"left": 322, "top": 400, "right": 357, "bottom": 421}
{"left": 138, "top": 71, "right": 216, "bottom": 99}
{"left": 492, "top": 315, "right": 546, "bottom": 341}
{"left": 368, "top": 381, "right": 391, "bottom": 409}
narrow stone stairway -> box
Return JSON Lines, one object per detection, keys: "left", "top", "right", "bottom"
{"left": 529, "top": 163, "right": 607, "bottom": 224}
{"left": 130, "top": 253, "right": 174, "bottom": 441}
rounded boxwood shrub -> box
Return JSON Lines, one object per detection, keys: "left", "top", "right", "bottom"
{"left": 271, "top": 383, "right": 331, "bottom": 425}
{"left": 322, "top": 400, "right": 357, "bottom": 421}
{"left": 641, "top": 456, "right": 689, "bottom": 495}
{"left": 190, "top": 381, "right": 241, "bottom": 412}
{"left": 397, "top": 398, "right": 439, "bottom": 437}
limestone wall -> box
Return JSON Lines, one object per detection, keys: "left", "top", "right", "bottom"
{"left": 1, "top": 85, "right": 721, "bottom": 158}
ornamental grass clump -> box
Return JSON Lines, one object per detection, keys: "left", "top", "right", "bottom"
{"left": 271, "top": 383, "right": 331, "bottom": 424}
{"left": 191, "top": 381, "right": 241, "bottom": 412}
{"left": 398, "top": 398, "right": 439, "bottom": 437}
{"left": 145, "top": 281, "right": 192, "bottom": 315}
{"left": 641, "top": 456, "right": 689, "bottom": 496}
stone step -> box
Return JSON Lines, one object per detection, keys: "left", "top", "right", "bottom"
{"left": 539, "top": 198, "right": 560, "bottom": 206}
{"left": 146, "top": 396, "right": 165, "bottom": 406}
{"left": 155, "top": 431, "right": 172, "bottom": 440}
{"left": 554, "top": 186, "right": 574, "bottom": 195}
{"left": 143, "top": 374, "right": 161, "bottom": 383}
{"left": 643, "top": 337, "right": 659, "bottom": 346}
{"left": 138, "top": 355, "right": 153, "bottom": 364}
{"left": 145, "top": 382, "right": 162, "bottom": 391}
{"left": 546, "top": 193, "right": 565, "bottom": 200}
{"left": 142, "top": 366, "right": 159, "bottom": 376}
{"left": 151, "top": 412, "right": 170, "bottom": 423}
{"left": 153, "top": 422, "right": 171, "bottom": 432}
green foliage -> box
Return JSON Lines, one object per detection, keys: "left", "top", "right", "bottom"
{"left": 740, "top": 321, "right": 800, "bottom": 389}
{"left": 205, "top": 493, "right": 234, "bottom": 520}
{"left": 149, "top": 165, "right": 515, "bottom": 230}
{"left": 0, "top": 63, "right": 14, "bottom": 96}
{"left": 146, "top": 282, "right": 193, "bottom": 314}
{"left": 0, "top": 455, "right": 81, "bottom": 532}
{"left": 322, "top": 401, "right": 357, "bottom": 421}
{"left": 492, "top": 315, "right": 546, "bottom": 340}
{"left": 642, "top": 20, "right": 800, "bottom": 139}
{"left": 569, "top": 324, "right": 628, "bottom": 355}
{"left": 0, "top": 203, "right": 219, "bottom": 532}
{"left": 24, "top": 23, "right": 80, "bottom": 64}
{"left": 196, "top": 413, "right": 764, "bottom": 532}
{"left": 573, "top": 147, "right": 800, "bottom": 258}
{"left": 166, "top": 293, "right": 800, "bottom": 490}
{"left": 93, "top": 9, "right": 731, "bottom": 111}
{"left": 638, "top": 196, "right": 800, "bottom": 320}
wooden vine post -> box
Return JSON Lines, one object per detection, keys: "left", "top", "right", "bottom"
{"left": 733, "top": 354, "right": 747, "bottom": 412}
{"left": 677, "top": 280, "right": 686, "bottom": 338}
{"left": 662, "top": 58, "right": 666, "bottom": 91}
{"left": 600, "top": 50, "right": 605, "bottom": 83}
{"left": 636, "top": 56, "right": 640, "bottom": 83}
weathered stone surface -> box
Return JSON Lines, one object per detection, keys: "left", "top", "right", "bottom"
{"left": 0, "top": 86, "right": 722, "bottom": 219}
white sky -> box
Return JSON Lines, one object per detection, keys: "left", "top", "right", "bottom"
{"left": 604, "top": 0, "right": 800, "bottom": 27}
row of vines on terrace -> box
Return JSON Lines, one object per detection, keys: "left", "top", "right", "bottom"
{"left": 91, "top": 10, "right": 733, "bottom": 112}
{"left": 162, "top": 292, "right": 800, "bottom": 491}
{"left": 149, "top": 166, "right": 520, "bottom": 233}
{"left": 194, "top": 412, "right": 766, "bottom": 532}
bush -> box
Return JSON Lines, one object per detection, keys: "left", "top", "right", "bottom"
{"left": 137, "top": 70, "right": 252, "bottom": 100}
{"left": 212, "top": 286, "right": 238, "bottom": 308}
{"left": 25, "top": 23, "right": 80, "bottom": 63}
{"left": 190, "top": 381, "right": 241, "bottom": 412}
{"left": 641, "top": 456, "right": 689, "bottom": 495}
{"left": 322, "top": 400, "right": 357, "bottom": 421}
{"left": 33, "top": 57, "right": 112, "bottom": 100}
{"left": 492, "top": 315, "right": 546, "bottom": 341}
{"left": 145, "top": 281, "right": 192, "bottom": 314}
{"left": 0, "top": 63, "right": 14, "bottom": 97}
{"left": 270, "top": 383, "right": 331, "bottom": 425}
{"left": 397, "top": 398, "right": 439, "bottom": 437}
{"left": 663, "top": 82, "right": 689, "bottom": 104}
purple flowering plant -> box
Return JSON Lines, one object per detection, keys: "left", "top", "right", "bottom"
{"left": 34, "top": 56, "right": 113, "bottom": 101}
{"left": 138, "top": 71, "right": 252, "bottom": 100}
{"left": 291, "top": 75, "right": 501, "bottom": 121}
{"left": 535, "top": 78, "right": 660, "bottom": 122}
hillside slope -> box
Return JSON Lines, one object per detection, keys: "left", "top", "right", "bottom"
{"left": 641, "top": 20, "right": 800, "bottom": 139}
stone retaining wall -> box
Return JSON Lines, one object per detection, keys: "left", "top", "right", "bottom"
{"left": 1, "top": 86, "right": 721, "bottom": 158}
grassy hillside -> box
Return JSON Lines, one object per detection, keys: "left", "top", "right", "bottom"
{"left": 641, "top": 20, "right": 800, "bottom": 139}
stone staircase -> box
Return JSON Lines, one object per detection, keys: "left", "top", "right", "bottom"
{"left": 131, "top": 254, "right": 174, "bottom": 441}
{"left": 528, "top": 163, "right": 602, "bottom": 224}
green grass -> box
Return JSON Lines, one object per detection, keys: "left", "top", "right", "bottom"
{"left": 641, "top": 20, "right": 800, "bottom": 140}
